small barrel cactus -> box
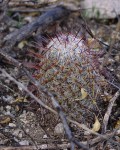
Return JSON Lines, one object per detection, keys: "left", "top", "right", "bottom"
{"left": 33, "top": 31, "right": 108, "bottom": 124}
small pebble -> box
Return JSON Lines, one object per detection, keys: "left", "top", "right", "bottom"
{"left": 115, "top": 55, "right": 120, "bottom": 62}
{"left": 13, "top": 129, "right": 22, "bottom": 137}
{"left": 2, "top": 96, "right": 13, "bottom": 102}
{"left": 24, "top": 16, "right": 33, "bottom": 23}
{"left": 43, "top": 134, "right": 48, "bottom": 138}
{"left": 19, "top": 140, "right": 29, "bottom": 146}
{"left": 54, "top": 123, "right": 64, "bottom": 136}
{"left": 8, "top": 123, "right": 16, "bottom": 127}
{"left": 6, "top": 105, "right": 11, "bottom": 111}
{"left": 26, "top": 129, "right": 29, "bottom": 133}
{"left": 41, "top": 144, "right": 47, "bottom": 149}
{"left": 84, "top": 131, "right": 91, "bottom": 136}
{"left": 18, "top": 132, "right": 23, "bottom": 138}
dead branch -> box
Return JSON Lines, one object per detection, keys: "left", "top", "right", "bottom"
{"left": 88, "top": 129, "right": 120, "bottom": 146}
{"left": 3, "top": 5, "right": 71, "bottom": 52}
{"left": 102, "top": 91, "right": 120, "bottom": 133}
{"left": 68, "top": 119, "right": 120, "bottom": 147}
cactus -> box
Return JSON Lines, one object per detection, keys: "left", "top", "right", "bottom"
{"left": 32, "top": 31, "right": 108, "bottom": 123}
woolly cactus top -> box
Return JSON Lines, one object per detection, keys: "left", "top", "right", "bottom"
{"left": 46, "top": 34, "right": 88, "bottom": 62}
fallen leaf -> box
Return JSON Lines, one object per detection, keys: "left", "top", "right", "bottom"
{"left": 115, "top": 120, "right": 120, "bottom": 128}
{"left": 92, "top": 116, "right": 101, "bottom": 132}
{"left": 12, "top": 97, "right": 27, "bottom": 104}
{"left": 0, "top": 116, "right": 11, "bottom": 124}
{"left": 15, "top": 105, "right": 20, "bottom": 112}
{"left": 80, "top": 88, "right": 88, "bottom": 100}
{"left": 18, "top": 40, "right": 27, "bottom": 49}
{"left": 87, "top": 38, "right": 101, "bottom": 50}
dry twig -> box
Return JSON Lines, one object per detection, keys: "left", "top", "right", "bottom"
{"left": 102, "top": 91, "right": 120, "bottom": 133}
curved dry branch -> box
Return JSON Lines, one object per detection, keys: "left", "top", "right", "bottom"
{"left": 3, "top": 5, "right": 71, "bottom": 52}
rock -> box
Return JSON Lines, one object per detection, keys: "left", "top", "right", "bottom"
{"left": 8, "top": 123, "right": 16, "bottom": 127}
{"left": 43, "top": 134, "right": 48, "bottom": 138}
{"left": 40, "top": 144, "right": 48, "bottom": 149}
{"left": 19, "top": 140, "right": 29, "bottom": 146}
{"left": 24, "top": 16, "right": 34, "bottom": 23}
{"left": 84, "top": 130, "right": 91, "bottom": 136}
{"left": 26, "top": 128, "right": 29, "bottom": 133}
{"left": 2, "top": 96, "right": 13, "bottom": 103}
{"left": 6, "top": 105, "right": 11, "bottom": 111}
{"left": 81, "top": 0, "right": 120, "bottom": 18}
{"left": 115, "top": 55, "right": 120, "bottom": 63}
{"left": 54, "top": 123, "right": 64, "bottom": 136}
{"left": 13, "top": 129, "right": 23, "bottom": 138}
{"left": 19, "top": 111, "right": 28, "bottom": 124}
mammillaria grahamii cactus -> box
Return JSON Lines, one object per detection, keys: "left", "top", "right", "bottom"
{"left": 33, "top": 31, "right": 108, "bottom": 124}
